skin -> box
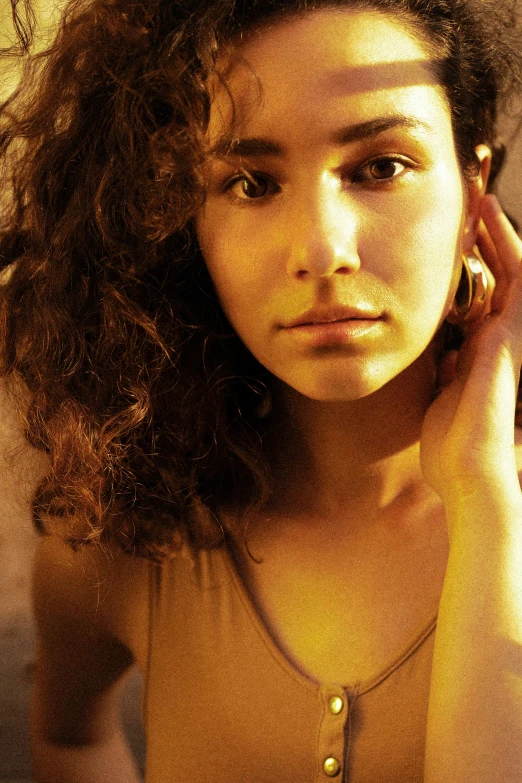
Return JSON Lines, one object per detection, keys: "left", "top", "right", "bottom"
{"left": 197, "top": 12, "right": 522, "bottom": 778}
{"left": 196, "top": 9, "right": 491, "bottom": 521}
{"left": 31, "top": 8, "right": 522, "bottom": 783}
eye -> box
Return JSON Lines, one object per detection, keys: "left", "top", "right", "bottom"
{"left": 224, "top": 170, "right": 279, "bottom": 202}
{"left": 354, "top": 156, "right": 409, "bottom": 183}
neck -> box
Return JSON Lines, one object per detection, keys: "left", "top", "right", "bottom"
{"left": 262, "top": 346, "right": 438, "bottom": 527}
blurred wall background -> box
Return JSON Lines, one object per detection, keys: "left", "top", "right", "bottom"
{"left": 0, "top": 1, "right": 521, "bottom": 782}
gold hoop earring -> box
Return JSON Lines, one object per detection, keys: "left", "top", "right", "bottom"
{"left": 446, "top": 252, "right": 495, "bottom": 325}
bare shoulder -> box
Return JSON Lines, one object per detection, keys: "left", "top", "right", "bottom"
{"left": 33, "top": 535, "right": 151, "bottom": 670}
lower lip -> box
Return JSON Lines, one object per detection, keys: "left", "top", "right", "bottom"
{"left": 284, "top": 318, "right": 381, "bottom": 346}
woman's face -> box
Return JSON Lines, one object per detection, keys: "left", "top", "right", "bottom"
{"left": 196, "top": 9, "right": 487, "bottom": 401}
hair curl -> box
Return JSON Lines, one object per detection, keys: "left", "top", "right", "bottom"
{"left": 0, "top": 0, "right": 521, "bottom": 559}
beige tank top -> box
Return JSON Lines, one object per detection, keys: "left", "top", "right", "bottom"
{"left": 143, "top": 541, "right": 437, "bottom": 782}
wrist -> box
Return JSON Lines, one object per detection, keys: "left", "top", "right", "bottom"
{"left": 439, "top": 448, "right": 520, "bottom": 507}
{"left": 443, "top": 479, "right": 522, "bottom": 545}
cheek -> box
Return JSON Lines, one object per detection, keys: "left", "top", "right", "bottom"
{"left": 372, "top": 172, "right": 464, "bottom": 313}
{"left": 196, "top": 212, "right": 269, "bottom": 329}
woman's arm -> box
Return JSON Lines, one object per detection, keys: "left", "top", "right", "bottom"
{"left": 421, "top": 195, "right": 522, "bottom": 781}
{"left": 30, "top": 536, "right": 143, "bottom": 783}
{"left": 424, "top": 486, "right": 522, "bottom": 782}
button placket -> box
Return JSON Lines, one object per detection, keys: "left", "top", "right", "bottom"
{"left": 316, "top": 685, "right": 349, "bottom": 782}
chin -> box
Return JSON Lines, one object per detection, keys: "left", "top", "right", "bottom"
{"left": 280, "top": 365, "right": 397, "bottom": 403}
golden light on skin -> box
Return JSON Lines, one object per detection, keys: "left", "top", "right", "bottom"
{"left": 196, "top": 10, "right": 488, "bottom": 408}
{"left": 321, "top": 168, "right": 360, "bottom": 271}
{"left": 263, "top": 568, "right": 358, "bottom": 671}
{"left": 283, "top": 166, "right": 363, "bottom": 274}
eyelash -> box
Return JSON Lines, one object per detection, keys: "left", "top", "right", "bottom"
{"left": 221, "top": 156, "right": 414, "bottom": 205}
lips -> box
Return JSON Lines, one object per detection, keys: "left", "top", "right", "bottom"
{"left": 284, "top": 304, "right": 381, "bottom": 328}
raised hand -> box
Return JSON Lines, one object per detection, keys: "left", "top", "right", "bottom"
{"left": 420, "top": 194, "right": 522, "bottom": 526}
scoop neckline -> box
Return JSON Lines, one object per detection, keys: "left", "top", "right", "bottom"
{"left": 221, "top": 537, "right": 438, "bottom": 696}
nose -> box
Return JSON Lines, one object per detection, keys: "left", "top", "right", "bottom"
{"left": 286, "top": 176, "right": 361, "bottom": 279}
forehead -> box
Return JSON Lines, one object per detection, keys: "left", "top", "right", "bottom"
{"left": 208, "top": 9, "right": 448, "bottom": 143}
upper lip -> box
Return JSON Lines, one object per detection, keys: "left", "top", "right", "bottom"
{"left": 284, "top": 305, "right": 381, "bottom": 328}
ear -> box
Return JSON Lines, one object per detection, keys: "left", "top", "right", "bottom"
{"left": 462, "top": 144, "right": 492, "bottom": 253}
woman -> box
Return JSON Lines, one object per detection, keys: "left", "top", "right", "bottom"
{"left": 2, "top": 0, "right": 522, "bottom": 780}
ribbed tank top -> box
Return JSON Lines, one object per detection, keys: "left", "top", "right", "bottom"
{"left": 143, "top": 542, "right": 437, "bottom": 782}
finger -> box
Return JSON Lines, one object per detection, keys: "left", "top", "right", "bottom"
{"left": 500, "top": 260, "right": 522, "bottom": 342}
{"left": 475, "top": 219, "right": 507, "bottom": 315}
{"left": 476, "top": 218, "right": 500, "bottom": 276}
{"left": 481, "top": 194, "right": 522, "bottom": 278}
{"left": 477, "top": 196, "right": 522, "bottom": 317}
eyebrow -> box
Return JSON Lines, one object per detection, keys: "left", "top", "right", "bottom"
{"left": 208, "top": 115, "right": 433, "bottom": 158}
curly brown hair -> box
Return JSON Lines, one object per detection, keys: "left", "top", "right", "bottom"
{"left": 1, "top": 0, "right": 521, "bottom": 559}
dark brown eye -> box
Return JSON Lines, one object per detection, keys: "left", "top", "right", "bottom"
{"left": 224, "top": 170, "right": 279, "bottom": 202}
{"left": 368, "top": 159, "right": 404, "bottom": 180}
{"left": 241, "top": 175, "right": 270, "bottom": 198}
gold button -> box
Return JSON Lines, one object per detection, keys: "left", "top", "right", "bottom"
{"left": 323, "top": 756, "right": 342, "bottom": 777}
{"left": 328, "top": 696, "right": 344, "bottom": 715}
